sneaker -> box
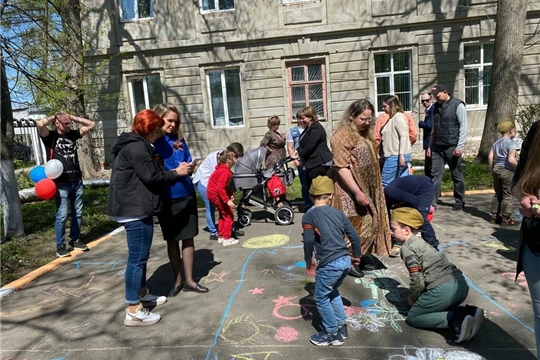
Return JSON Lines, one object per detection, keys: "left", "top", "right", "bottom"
{"left": 56, "top": 244, "right": 71, "bottom": 258}
{"left": 209, "top": 233, "right": 219, "bottom": 241}
{"left": 70, "top": 239, "right": 88, "bottom": 251}
{"left": 449, "top": 308, "right": 474, "bottom": 343}
{"left": 452, "top": 203, "right": 465, "bottom": 211}
{"left": 389, "top": 245, "right": 401, "bottom": 258}
{"left": 338, "top": 324, "right": 349, "bottom": 339}
{"left": 218, "top": 237, "right": 225, "bottom": 244}
{"left": 223, "top": 239, "right": 239, "bottom": 247}
{"left": 233, "top": 229, "right": 245, "bottom": 237}
{"left": 140, "top": 292, "right": 167, "bottom": 307}
{"left": 463, "top": 305, "right": 484, "bottom": 341}
{"left": 310, "top": 331, "right": 344, "bottom": 346}
{"left": 124, "top": 305, "right": 161, "bottom": 326}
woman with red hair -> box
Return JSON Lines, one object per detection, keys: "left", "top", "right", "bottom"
{"left": 107, "top": 109, "right": 191, "bottom": 327}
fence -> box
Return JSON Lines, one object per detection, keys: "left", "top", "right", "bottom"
{"left": 13, "top": 118, "right": 47, "bottom": 166}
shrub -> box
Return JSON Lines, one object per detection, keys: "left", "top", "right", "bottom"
{"left": 515, "top": 103, "right": 540, "bottom": 140}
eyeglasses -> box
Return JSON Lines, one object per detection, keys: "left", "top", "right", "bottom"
{"left": 421, "top": 99, "right": 431, "bottom": 103}
{"left": 357, "top": 117, "right": 372, "bottom": 123}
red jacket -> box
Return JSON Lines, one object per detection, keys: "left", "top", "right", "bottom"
{"left": 207, "top": 164, "right": 233, "bottom": 203}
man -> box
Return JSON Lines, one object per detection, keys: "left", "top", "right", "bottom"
{"left": 427, "top": 84, "right": 467, "bottom": 211}
{"left": 37, "top": 112, "right": 95, "bottom": 257}
{"left": 419, "top": 93, "right": 434, "bottom": 178}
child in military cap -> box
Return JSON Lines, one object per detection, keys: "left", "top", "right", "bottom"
{"left": 391, "top": 207, "right": 484, "bottom": 343}
{"left": 302, "top": 176, "right": 362, "bottom": 346}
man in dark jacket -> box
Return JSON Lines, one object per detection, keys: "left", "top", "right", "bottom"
{"left": 427, "top": 84, "right": 467, "bottom": 211}
{"left": 419, "top": 93, "right": 434, "bottom": 179}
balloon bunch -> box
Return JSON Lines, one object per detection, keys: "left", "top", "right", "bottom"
{"left": 30, "top": 160, "right": 64, "bottom": 200}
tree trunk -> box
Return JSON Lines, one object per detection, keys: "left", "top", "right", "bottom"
{"left": 475, "top": 0, "right": 528, "bottom": 163}
{"left": 0, "top": 53, "right": 25, "bottom": 239}
{"left": 58, "top": 0, "right": 99, "bottom": 178}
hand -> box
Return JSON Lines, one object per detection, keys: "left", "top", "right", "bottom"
{"left": 175, "top": 162, "right": 192, "bottom": 176}
{"left": 519, "top": 195, "right": 540, "bottom": 218}
{"left": 227, "top": 200, "right": 236, "bottom": 208}
{"left": 453, "top": 148, "right": 463, "bottom": 157}
{"left": 355, "top": 192, "right": 370, "bottom": 206}
{"left": 426, "top": 148, "right": 431, "bottom": 158}
{"left": 293, "top": 159, "right": 300, "bottom": 168}
{"left": 306, "top": 259, "right": 317, "bottom": 277}
{"left": 351, "top": 256, "right": 361, "bottom": 266}
{"left": 399, "top": 154, "right": 406, "bottom": 168}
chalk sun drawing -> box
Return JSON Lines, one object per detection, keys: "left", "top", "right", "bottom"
{"left": 272, "top": 295, "right": 308, "bottom": 320}
{"left": 274, "top": 326, "right": 299, "bottom": 343}
{"left": 243, "top": 234, "right": 289, "bottom": 249}
{"left": 388, "top": 345, "right": 483, "bottom": 360}
{"left": 219, "top": 314, "right": 275, "bottom": 345}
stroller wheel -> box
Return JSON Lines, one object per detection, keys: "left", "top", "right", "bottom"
{"left": 239, "top": 209, "right": 252, "bottom": 227}
{"left": 275, "top": 205, "right": 294, "bottom": 225}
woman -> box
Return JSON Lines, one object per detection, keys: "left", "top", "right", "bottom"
{"left": 107, "top": 109, "right": 189, "bottom": 326}
{"left": 330, "top": 99, "right": 392, "bottom": 259}
{"left": 153, "top": 103, "right": 209, "bottom": 296}
{"left": 379, "top": 95, "right": 412, "bottom": 187}
{"left": 260, "top": 115, "right": 287, "bottom": 169}
{"left": 296, "top": 106, "right": 333, "bottom": 192}
{"left": 287, "top": 110, "right": 311, "bottom": 209}
{"left": 513, "top": 120, "right": 540, "bottom": 358}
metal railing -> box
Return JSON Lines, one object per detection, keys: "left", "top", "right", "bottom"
{"left": 13, "top": 118, "right": 47, "bottom": 165}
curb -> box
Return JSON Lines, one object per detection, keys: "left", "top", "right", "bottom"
{"left": 0, "top": 226, "right": 125, "bottom": 299}
{"left": 440, "top": 189, "right": 493, "bottom": 196}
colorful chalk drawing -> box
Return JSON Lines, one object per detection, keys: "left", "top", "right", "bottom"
{"left": 347, "top": 311, "right": 385, "bottom": 332}
{"left": 261, "top": 269, "right": 274, "bottom": 275}
{"left": 388, "top": 345, "right": 483, "bottom": 359}
{"left": 272, "top": 295, "right": 308, "bottom": 320}
{"left": 485, "top": 241, "right": 516, "bottom": 251}
{"left": 243, "top": 234, "right": 289, "bottom": 249}
{"left": 249, "top": 287, "right": 265, "bottom": 295}
{"left": 274, "top": 326, "right": 299, "bottom": 343}
{"left": 219, "top": 314, "right": 275, "bottom": 345}
{"left": 501, "top": 272, "right": 528, "bottom": 288}
{"left": 0, "top": 273, "right": 103, "bottom": 318}
{"left": 229, "top": 351, "right": 281, "bottom": 360}
{"left": 203, "top": 272, "right": 228, "bottom": 284}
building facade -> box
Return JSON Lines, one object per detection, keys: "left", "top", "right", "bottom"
{"left": 82, "top": 0, "right": 540, "bottom": 167}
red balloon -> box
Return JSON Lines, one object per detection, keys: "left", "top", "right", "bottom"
{"left": 35, "top": 179, "right": 57, "bottom": 200}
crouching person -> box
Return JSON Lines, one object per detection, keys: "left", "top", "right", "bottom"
{"left": 390, "top": 207, "right": 484, "bottom": 343}
{"left": 302, "top": 176, "right": 362, "bottom": 346}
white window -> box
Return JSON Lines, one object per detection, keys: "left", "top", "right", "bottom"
{"left": 374, "top": 52, "right": 412, "bottom": 113}
{"left": 201, "top": 0, "right": 234, "bottom": 12}
{"left": 128, "top": 75, "right": 163, "bottom": 116}
{"left": 464, "top": 43, "right": 493, "bottom": 106}
{"left": 206, "top": 69, "right": 244, "bottom": 128}
{"left": 121, "top": 0, "right": 152, "bottom": 21}
{"left": 286, "top": 62, "right": 327, "bottom": 121}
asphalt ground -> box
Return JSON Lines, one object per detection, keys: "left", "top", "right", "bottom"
{"left": 0, "top": 192, "right": 536, "bottom": 360}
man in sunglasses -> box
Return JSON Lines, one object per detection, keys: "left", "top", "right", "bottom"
{"left": 37, "top": 112, "right": 95, "bottom": 257}
{"left": 419, "top": 93, "right": 434, "bottom": 178}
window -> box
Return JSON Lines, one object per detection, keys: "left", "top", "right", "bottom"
{"left": 121, "top": 0, "right": 152, "bottom": 21}
{"left": 374, "top": 52, "right": 412, "bottom": 113}
{"left": 464, "top": 43, "right": 493, "bottom": 106}
{"left": 128, "top": 75, "right": 163, "bottom": 116}
{"left": 286, "top": 62, "right": 327, "bottom": 121}
{"left": 201, "top": 0, "right": 234, "bottom": 12}
{"left": 206, "top": 68, "right": 244, "bottom": 128}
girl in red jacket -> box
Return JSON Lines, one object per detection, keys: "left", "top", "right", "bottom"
{"left": 207, "top": 150, "right": 239, "bottom": 246}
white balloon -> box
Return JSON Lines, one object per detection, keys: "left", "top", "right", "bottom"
{"left": 45, "top": 159, "right": 64, "bottom": 179}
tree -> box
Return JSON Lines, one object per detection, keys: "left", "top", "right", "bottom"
{"left": 475, "top": 0, "right": 528, "bottom": 163}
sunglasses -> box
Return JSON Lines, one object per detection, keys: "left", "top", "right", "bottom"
{"left": 421, "top": 99, "right": 431, "bottom": 103}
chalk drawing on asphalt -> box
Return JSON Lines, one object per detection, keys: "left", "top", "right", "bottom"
{"left": 229, "top": 351, "right": 282, "bottom": 360}
{"left": 347, "top": 311, "right": 385, "bottom": 332}
{"left": 502, "top": 272, "right": 528, "bottom": 289}
{"left": 272, "top": 295, "right": 308, "bottom": 320}
{"left": 274, "top": 326, "right": 299, "bottom": 343}
{"left": 219, "top": 314, "right": 275, "bottom": 345}
{"left": 249, "top": 287, "right": 265, "bottom": 295}
{"left": 261, "top": 269, "right": 274, "bottom": 275}
{"left": 388, "top": 345, "right": 483, "bottom": 359}
{"left": 243, "top": 234, "right": 289, "bottom": 249}
{"left": 203, "top": 272, "right": 228, "bottom": 284}
{"left": 0, "top": 273, "right": 103, "bottom": 318}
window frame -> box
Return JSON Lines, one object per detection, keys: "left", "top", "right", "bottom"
{"left": 286, "top": 60, "right": 328, "bottom": 122}
{"left": 463, "top": 42, "right": 494, "bottom": 108}
{"left": 127, "top": 74, "right": 163, "bottom": 118}
{"left": 120, "top": 0, "right": 153, "bottom": 22}
{"left": 205, "top": 67, "right": 245, "bottom": 129}
{"left": 373, "top": 51, "right": 413, "bottom": 114}
{"left": 200, "top": 0, "right": 235, "bottom": 13}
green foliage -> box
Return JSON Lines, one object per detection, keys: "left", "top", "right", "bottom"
{"left": 16, "top": 171, "right": 34, "bottom": 190}
{"left": 515, "top": 104, "right": 540, "bottom": 140}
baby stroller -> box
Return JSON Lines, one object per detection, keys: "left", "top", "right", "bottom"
{"left": 233, "top": 146, "right": 296, "bottom": 226}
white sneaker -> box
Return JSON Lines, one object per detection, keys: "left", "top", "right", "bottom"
{"left": 140, "top": 292, "right": 167, "bottom": 307}
{"left": 223, "top": 239, "right": 239, "bottom": 247}
{"left": 124, "top": 305, "right": 161, "bottom": 326}
{"left": 218, "top": 238, "right": 225, "bottom": 244}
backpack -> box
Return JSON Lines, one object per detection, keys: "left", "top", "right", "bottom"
{"left": 267, "top": 175, "right": 286, "bottom": 199}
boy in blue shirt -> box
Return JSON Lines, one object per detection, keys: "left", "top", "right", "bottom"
{"left": 302, "top": 176, "right": 362, "bottom": 346}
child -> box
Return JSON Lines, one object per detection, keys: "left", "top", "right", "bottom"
{"left": 390, "top": 207, "right": 484, "bottom": 343}
{"left": 302, "top": 176, "right": 362, "bottom": 346}
{"left": 206, "top": 150, "right": 239, "bottom": 247}
{"left": 488, "top": 120, "right": 520, "bottom": 226}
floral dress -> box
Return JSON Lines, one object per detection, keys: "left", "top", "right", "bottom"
{"left": 260, "top": 130, "right": 287, "bottom": 169}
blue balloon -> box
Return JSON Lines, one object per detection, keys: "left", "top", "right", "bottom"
{"left": 29, "top": 166, "right": 47, "bottom": 183}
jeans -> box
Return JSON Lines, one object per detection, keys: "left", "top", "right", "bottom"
{"left": 522, "top": 243, "right": 540, "bottom": 358}
{"left": 298, "top": 167, "right": 313, "bottom": 208}
{"left": 124, "top": 217, "right": 154, "bottom": 304}
{"left": 314, "top": 255, "right": 351, "bottom": 333}
{"left": 417, "top": 191, "right": 439, "bottom": 249}
{"left": 406, "top": 277, "right": 469, "bottom": 329}
{"left": 197, "top": 181, "right": 217, "bottom": 235}
{"left": 431, "top": 145, "right": 465, "bottom": 206}
{"left": 54, "top": 179, "right": 83, "bottom": 247}
{"left": 491, "top": 167, "right": 515, "bottom": 219}
{"left": 382, "top": 153, "right": 412, "bottom": 188}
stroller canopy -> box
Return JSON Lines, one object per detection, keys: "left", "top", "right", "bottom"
{"left": 234, "top": 146, "right": 267, "bottom": 175}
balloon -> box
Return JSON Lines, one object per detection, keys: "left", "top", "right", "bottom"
{"left": 29, "top": 166, "right": 47, "bottom": 183}
{"left": 35, "top": 179, "right": 57, "bottom": 200}
{"left": 45, "top": 159, "right": 64, "bottom": 180}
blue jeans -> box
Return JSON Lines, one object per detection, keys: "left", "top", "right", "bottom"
{"left": 298, "top": 167, "right": 312, "bottom": 208}
{"left": 124, "top": 217, "right": 154, "bottom": 304}
{"left": 197, "top": 181, "right": 217, "bottom": 234}
{"left": 522, "top": 243, "right": 540, "bottom": 358}
{"left": 382, "top": 153, "right": 412, "bottom": 188}
{"left": 314, "top": 255, "right": 351, "bottom": 333}
{"left": 54, "top": 179, "right": 83, "bottom": 247}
